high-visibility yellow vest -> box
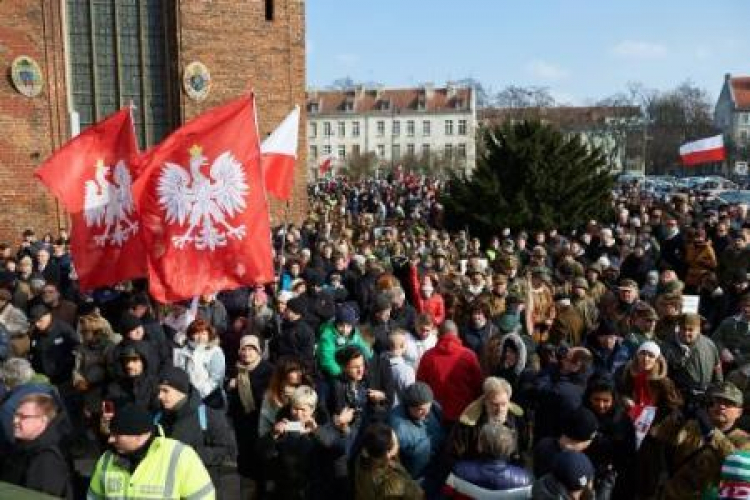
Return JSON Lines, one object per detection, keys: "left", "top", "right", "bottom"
{"left": 87, "top": 436, "right": 215, "bottom": 500}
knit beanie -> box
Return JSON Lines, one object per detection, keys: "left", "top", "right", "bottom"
{"left": 562, "top": 407, "right": 598, "bottom": 442}
{"left": 120, "top": 313, "right": 143, "bottom": 335}
{"left": 552, "top": 450, "right": 594, "bottom": 492}
{"left": 402, "top": 382, "right": 434, "bottom": 407}
{"left": 719, "top": 451, "right": 750, "bottom": 499}
{"left": 335, "top": 303, "right": 358, "bottom": 325}
{"left": 158, "top": 366, "right": 191, "bottom": 395}
{"left": 110, "top": 404, "right": 154, "bottom": 436}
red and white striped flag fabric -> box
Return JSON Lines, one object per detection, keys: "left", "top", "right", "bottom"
{"left": 319, "top": 156, "right": 332, "bottom": 176}
{"left": 261, "top": 106, "right": 299, "bottom": 201}
{"left": 680, "top": 134, "right": 726, "bottom": 166}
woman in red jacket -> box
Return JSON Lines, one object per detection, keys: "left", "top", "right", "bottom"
{"left": 408, "top": 265, "right": 446, "bottom": 326}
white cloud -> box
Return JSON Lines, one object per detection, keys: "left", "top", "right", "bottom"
{"left": 335, "top": 53, "right": 359, "bottom": 66}
{"left": 611, "top": 40, "right": 668, "bottom": 59}
{"left": 525, "top": 60, "right": 569, "bottom": 81}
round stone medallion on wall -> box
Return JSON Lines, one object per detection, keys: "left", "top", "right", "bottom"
{"left": 10, "top": 56, "right": 44, "bottom": 98}
{"left": 183, "top": 61, "right": 211, "bottom": 101}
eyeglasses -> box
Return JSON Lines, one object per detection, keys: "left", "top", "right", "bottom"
{"left": 14, "top": 413, "right": 44, "bottom": 421}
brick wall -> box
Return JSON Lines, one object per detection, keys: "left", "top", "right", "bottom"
{"left": 0, "top": 0, "right": 307, "bottom": 244}
{"left": 0, "top": 1, "right": 69, "bottom": 243}
{"left": 177, "top": 0, "right": 308, "bottom": 226}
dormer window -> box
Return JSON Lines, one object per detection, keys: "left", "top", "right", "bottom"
{"left": 379, "top": 100, "right": 391, "bottom": 111}
{"left": 308, "top": 102, "right": 319, "bottom": 114}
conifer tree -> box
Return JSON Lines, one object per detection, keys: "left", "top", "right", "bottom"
{"left": 442, "top": 120, "right": 614, "bottom": 239}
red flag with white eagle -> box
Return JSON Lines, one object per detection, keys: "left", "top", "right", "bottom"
{"left": 680, "top": 134, "right": 726, "bottom": 166}
{"left": 35, "top": 108, "right": 146, "bottom": 290}
{"left": 261, "top": 106, "right": 299, "bottom": 200}
{"left": 132, "top": 94, "right": 274, "bottom": 303}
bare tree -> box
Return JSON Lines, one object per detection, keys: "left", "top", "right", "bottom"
{"left": 495, "top": 85, "right": 556, "bottom": 108}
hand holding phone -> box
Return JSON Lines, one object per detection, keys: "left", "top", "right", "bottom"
{"left": 102, "top": 400, "right": 115, "bottom": 418}
{"left": 285, "top": 421, "right": 304, "bottom": 433}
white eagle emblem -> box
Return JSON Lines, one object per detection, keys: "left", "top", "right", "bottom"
{"left": 83, "top": 159, "right": 139, "bottom": 247}
{"left": 157, "top": 145, "right": 249, "bottom": 251}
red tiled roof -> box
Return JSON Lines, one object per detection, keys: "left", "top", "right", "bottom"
{"left": 479, "top": 106, "right": 641, "bottom": 129}
{"left": 306, "top": 87, "right": 472, "bottom": 114}
{"left": 731, "top": 77, "right": 750, "bottom": 110}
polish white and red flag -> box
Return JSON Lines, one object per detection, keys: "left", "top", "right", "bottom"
{"left": 679, "top": 134, "right": 726, "bottom": 166}
{"left": 261, "top": 106, "right": 299, "bottom": 201}
{"left": 319, "top": 156, "right": 333, "bottom": 176}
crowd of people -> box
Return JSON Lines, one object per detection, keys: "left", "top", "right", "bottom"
{"left": 2, "top": 173, "right": 750, "bottom": 499}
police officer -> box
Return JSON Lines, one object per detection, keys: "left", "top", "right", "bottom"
{"left": 88, "top": 404, "right": 215, "bottom": 500}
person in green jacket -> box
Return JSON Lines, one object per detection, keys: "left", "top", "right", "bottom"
{"left": 318, "top": 303, "right": 372, "bottom": 379}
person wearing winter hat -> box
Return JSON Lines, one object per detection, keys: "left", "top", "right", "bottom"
{"left": 368, "top": 293, "right": 395, "bottom": 354}
{"left": 661, "top": 312, "right": 722, "bottom": 400}
{"left": 388, "top": 382, "right": 445, "bottom": 485}
{"left": 89, "top": 404, "right": 216, "bottom": 500}
{"left": 226, "top": 334, "right": 273, "bottom": 494}
{"left": 317, "top": 303, "right": 372, "bottom": 379}
{"left": 533, "top": 407, "right": 599, "bottom": 478}
{"left": 651, "top": 381, "right": 748, "bottom": 500}
{"left": 714, "top": 450, "right": 750, "bottom": 499}
{"left": 270, "top": 294, "right": 316, "bottom": 370}
{"left": 532, "top": 450, "right": 594, "bottom": 499}
{"left": 156, "top": 365, "right": 236, "bottom": 484}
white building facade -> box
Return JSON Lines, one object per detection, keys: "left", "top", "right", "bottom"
{"left": 715, "top": 73, "right": 750, "bottom": 167}
{"left": 306, "top": 84, "right": 477, "bottom": 178}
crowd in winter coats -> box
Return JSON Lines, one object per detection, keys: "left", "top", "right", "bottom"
{"left": 5, "top": 177, "right": 750, "bottom": 499}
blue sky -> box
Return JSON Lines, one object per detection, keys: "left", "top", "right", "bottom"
{"left": 306, "top": 0, "right": 749, "bottom": 105}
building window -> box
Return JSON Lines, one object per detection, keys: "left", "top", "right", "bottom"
{"left": 422, "top": 144, "right": 430, "bottom": 156}
{"left": 377, "top": 121, "right": 385, "bottom": 137}
{"left": 338, "top": 146, "right": 346, "bottom": 159}
{"left": 338, "top": 121, "right": 345, "bottom": 137}
{"left": 445, "top": 144, "right": 453, "bottom": 159}
{"left": 352, "top": 144, "right": 361, "bottom": 156}
{"left": 324, "top": 122, "right": 332, "bottom": 137}
{"left": 352, "top": 121, "right": 360, "bottom": 137}
{"left": 392, "top": 144, "right": 401, "bottom": 160}
{"left": 310, "top": 145, "right": 318, "bottom": 159}
{"left": 458, "top": 119, "right": 467, "bottom": 135}
{"left": 457, "top": 144, "right": 467, "bottom": 158}
{"left": 741, "top": 129, "right": 749, "bottom": 144}
{"left": 308, "top": 102, "right": 319, "bottom": 113}
{"left": 66, "top": 0, "right": 172, "bottom": 147}
{"left": 407, "top": 144, "right": 415, "bottom": 156}
{"left": 392, "top": 120, "right": 400, "bottom": 136}
{"left": 310, "top": 122, "right": 317, "bottom": 138}
{"left": 265, "top": 0, "right": 274, "bottom": 21}
{"left": 406, "top": 120, "right": 415, "bottom": 137}
{"left": 445, "top": 120, "right": 454, "bottom": 135}
{"left": 423, "top": 120, "right": 431, "bottom": 137}
{"left": 323, "top": 145, "right": 331, "bottom": 156}
{"left": 377, "top": 145, "right": 385, "bottom": 157}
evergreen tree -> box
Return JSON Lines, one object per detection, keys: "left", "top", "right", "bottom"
{"left": 442, "top": 120, "right": 614, "bottom": 239}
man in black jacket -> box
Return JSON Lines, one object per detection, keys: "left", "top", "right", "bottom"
{"left": 0, "top": 392, "right": 73, "bottom": 499}
{"left": 270, "top": 297, "right": 316, "bottom": 371}
{"left": 157, "top": 366, "right": 236, "bottom": 489}
{"left": 28, "top": 304, "right": 79, "bottom": 387}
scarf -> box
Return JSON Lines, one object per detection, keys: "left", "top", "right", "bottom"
{"left": 633, "top": 370, "right": 654, "bottom": 407}
{"left": 236, "top": 358, "right": 262, "bottom": 414}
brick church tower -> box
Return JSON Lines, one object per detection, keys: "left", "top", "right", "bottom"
{"left": 0, "top": 0, "right": 306, "bottom": 242}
